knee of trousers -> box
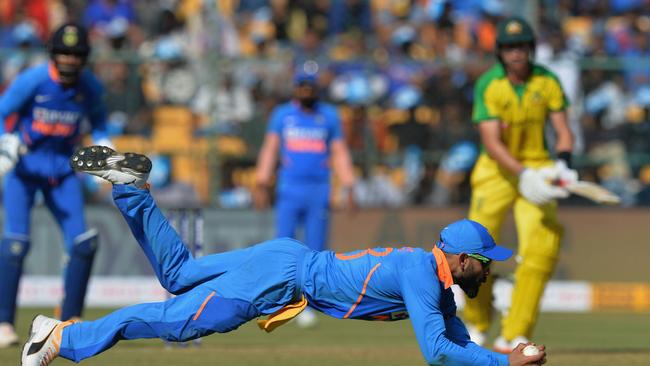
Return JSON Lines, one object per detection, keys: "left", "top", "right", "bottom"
{"left": 69, "top": 229, "right": 99, "bottom": 259}
{"left": 0, "top": 236, "right": 30, "bottom": 262}
{"left": 519, "top": 223, "right": 563, "bottom": 273}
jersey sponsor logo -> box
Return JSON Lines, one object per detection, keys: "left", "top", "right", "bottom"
{"left": 33, "top": 107, "right": 79, "bottom": 124}
{"left": 389, "top": 311, "right": 409, "bottom": 320}
{"left": 369, "top": 311, "right": 410, "bottom": 321}
{"left": 283, "top": 126, "right": 328, "bottom": 153}
{"left": 32, "top": 107, "right": 80, "bottom": 136}
{"left": 286, "top": 139, "right": 326, "bottom": 152}
{"left": 32, "top": 120, "right": 76, "bottom": 136}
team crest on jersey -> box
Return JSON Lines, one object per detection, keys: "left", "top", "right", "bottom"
{"left": 315, "top": 115, "right": 325, "bottom": 124}
{"left": 75, "top": 93, "right": 85, "bottom": 103}
{"left": 284, "top": 116, "right": 296, "bottom": 126}
{"left": 529, "top": 91, "right": 542, "bottom": 104}
{"left": 63, "top": 26, "right": 79, "bottom": 46}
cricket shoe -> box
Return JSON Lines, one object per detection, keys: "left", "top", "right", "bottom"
{"left": 21, "top": 315, "right": 67, "bottom": 366}
{"left": 493, "top": 335, "right": 530, "bottom": 354}
{"left": 0, "top": 322, "right": 19, "bottom": 348}
{"left": 70, "top": 145, "right": 151, "bottom": 188}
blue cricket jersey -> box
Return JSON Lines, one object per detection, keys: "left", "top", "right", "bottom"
{"left": 303, "top": 246, "right": 509, "bottom": 366}
{"left": 0, "top": 62, "right": 109, "bottom": 178}
{"left": 267, "top": 101, "right": 343, "bottom": 184}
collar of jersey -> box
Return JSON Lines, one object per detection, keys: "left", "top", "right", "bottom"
{"left": 493, "top": 62, "right": 545, "bottom": 79}
{"left": 48, "top": 62, "right": 61, "bottom": 82}
{"left": 431, "top": 247, "right": 453, "bottom": 289}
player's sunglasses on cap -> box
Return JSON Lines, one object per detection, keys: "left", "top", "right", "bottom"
{"left": 436, "top": 219, "right": 513, "bottom": 261}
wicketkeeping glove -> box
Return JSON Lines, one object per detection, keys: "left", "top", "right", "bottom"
{"left": 518, "top": 167, "right": 569, "bottom": 205}
{"left": 0, "top": 133, "right": 24, "bottom": 176}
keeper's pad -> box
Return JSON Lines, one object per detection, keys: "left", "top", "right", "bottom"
{"left": 0, "top": 235, "right": 29, "bottom": 323}
{"left": 61, "top": 229, "right": 98, "bottom": 320}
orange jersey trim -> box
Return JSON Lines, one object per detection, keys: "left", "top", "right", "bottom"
{"left": 343, "top": 263, "right": 382, "bottom": 319}
{"left": 335, "top": 247, "right": 393, "bottom": 260}
{"left": 193, "top": 291, "right": 216, "bottom": 321}
{"left": 432, "top": 247, "right": 454, "bottom": 289}
{"left": 48, "top": 62, "right": 60, "bottom": 82}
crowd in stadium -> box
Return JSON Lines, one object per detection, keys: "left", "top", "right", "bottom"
{"left": 1, "top": 0, "right": 650, "bottom": 207}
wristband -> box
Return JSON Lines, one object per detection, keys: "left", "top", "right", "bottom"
{"left": 557, "top": 151, "right": 572, "bottom": 169}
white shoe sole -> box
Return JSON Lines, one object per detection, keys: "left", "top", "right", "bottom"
{"left": 70, "top": 146, "right": 152, "bottom": 175}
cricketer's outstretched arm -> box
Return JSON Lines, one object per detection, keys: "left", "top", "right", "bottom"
{"left": 399, "top": 266, "right": 509, "bottom": 366}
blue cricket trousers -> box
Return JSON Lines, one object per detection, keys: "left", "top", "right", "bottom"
{"left": 275, "top": 181, "right": 330, "bottom": 252}
{"left": 0, "top": 170, "right": 89, "bottom": 323}
{"left": 59, "top": 185, "right": 310, "bottom": 362}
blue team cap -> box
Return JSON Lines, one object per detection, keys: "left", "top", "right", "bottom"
{"left": 294, "top": 60, "right": 320, "bottom": 85}
{"left": 294, "top": 71, "right": 318, "bottom": 85}
{"left": 436, "top": 219, "right": 512, "bottom": 261}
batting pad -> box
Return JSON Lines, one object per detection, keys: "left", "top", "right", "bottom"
{"left": 502, "top": 222, "right": 562, "bottom": 340}
{"left": 462, "top": 274, "right": 495, "bottom": 332}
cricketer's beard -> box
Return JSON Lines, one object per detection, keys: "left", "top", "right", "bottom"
{"left": 55, "top": 61, "right": 84, "bottom": 86}
{"left": 456, "top": 275, "right": 482, "bottom": 299}
{"left": 298, "top": 97, "right": 318, "bottom": 110}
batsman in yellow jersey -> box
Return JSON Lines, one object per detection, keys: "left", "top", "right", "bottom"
{"left": 464, "top": 16, "right": 579, "bottom": 352}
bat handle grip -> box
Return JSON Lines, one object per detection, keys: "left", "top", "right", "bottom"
{"left": 551, "top": 178, "right": 571, "bottom": 188}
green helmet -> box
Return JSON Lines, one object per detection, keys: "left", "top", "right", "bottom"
{"left": 496, "top": 16, "right": 535, "bottom": 46}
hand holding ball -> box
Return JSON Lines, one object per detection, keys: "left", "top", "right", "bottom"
{"left": 522, "top": 345, "right": 540, "bottom": 356}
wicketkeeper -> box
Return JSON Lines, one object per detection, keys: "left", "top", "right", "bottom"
{"left": 0, "top": 23, "right": 112, "bottom": 348}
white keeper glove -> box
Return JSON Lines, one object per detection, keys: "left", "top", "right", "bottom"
{"left": 0, "top": 133, "right": 24, "bottom": 176}
{"left": 518, "top": 167, "right": 569, "bottom": 205}
{"left": 552, "top": 160, "right": 578, "bottom": 187}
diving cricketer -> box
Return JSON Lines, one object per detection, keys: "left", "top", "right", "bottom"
{"left": 21, "top": 146, "right": 546, "bottom": 366}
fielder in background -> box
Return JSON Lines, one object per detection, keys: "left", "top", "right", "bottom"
{"left": 463, "top": 16, "right": 578, "bottom": 351}
{"left": 254, "top": 66, "right": 356, "bottom": 327}
{"left": 0, "top": 23, "right": 112, "bottom": 348}
{"left": 22, "top": 146, "right": 546, "bottom": 366}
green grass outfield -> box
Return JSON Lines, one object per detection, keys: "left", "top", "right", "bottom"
{"left": 2, "top": 308, "right": 649, "bottom": 366}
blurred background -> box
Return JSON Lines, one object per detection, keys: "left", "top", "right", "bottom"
{"left": 0, "top": 0, "right": 649, "bottom": 310}
{"left": 4, "top": 0, "right": 650, "bottom": 209}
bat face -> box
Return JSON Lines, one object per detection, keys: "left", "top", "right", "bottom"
{"left": 565, "top": 181, "right": 621, "bottom": 205}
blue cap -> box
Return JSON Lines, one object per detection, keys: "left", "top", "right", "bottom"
{"left": 293, "top": 71, "right": 318, "bottom": 85}
{"left": 436, "top": 219, "right": 512, "bottom": 261}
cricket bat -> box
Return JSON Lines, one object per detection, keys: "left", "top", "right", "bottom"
{"left": 562, "top": 180, "right": 621, "bottom": 205}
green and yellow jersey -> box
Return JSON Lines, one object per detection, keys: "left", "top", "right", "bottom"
{"left": 472, "top": 63, "right": 569, "bottom": 161}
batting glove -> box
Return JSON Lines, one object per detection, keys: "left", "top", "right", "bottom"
{"left": 0, "top": 133, "right": 24, "bottom": 176}
{"left": 552, "top": 160, "right": 578, "bottom": 187}
{"left": 518, "top": 168, "right": 569, "bottom": 205}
